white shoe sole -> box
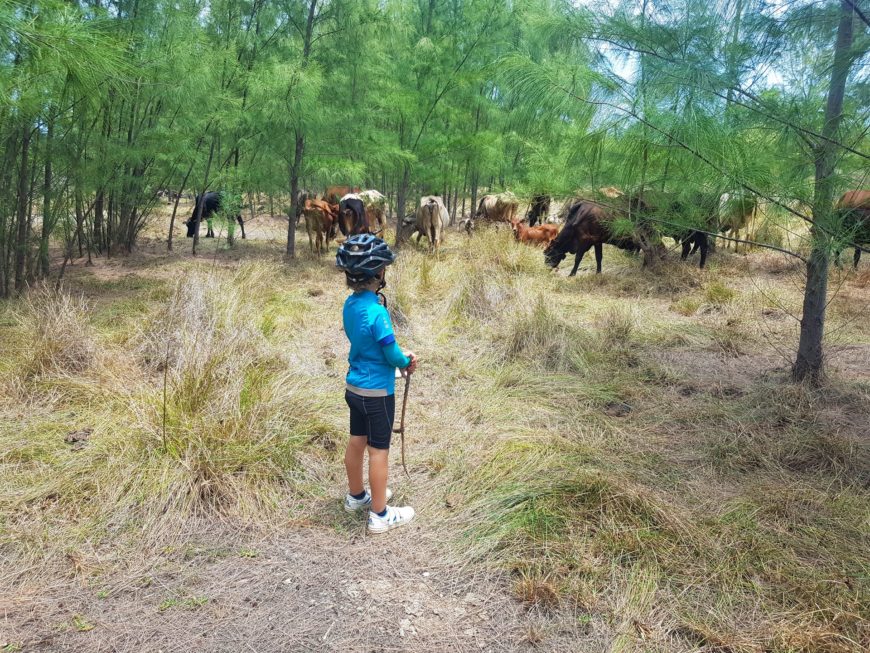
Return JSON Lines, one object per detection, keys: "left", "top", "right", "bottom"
{"left": 367, "top": 512, "right": 416, "bottom": 534}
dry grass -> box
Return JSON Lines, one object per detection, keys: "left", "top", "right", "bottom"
{"left": 14, "top": 285, "right": 97, "bottom": 379}
{"left": 1, "top": 225, "right": 868, "bottom": 651}
{"left": 0, "top": 263, "right": 340, "bottom": 579}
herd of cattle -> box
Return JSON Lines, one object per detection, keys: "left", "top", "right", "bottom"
{"left": 179, "top": 186, "right": 870, "bottom": 271}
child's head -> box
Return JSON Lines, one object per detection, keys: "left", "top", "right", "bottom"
{"left": 336, "top": 235, "right": 396, "bottom": 291}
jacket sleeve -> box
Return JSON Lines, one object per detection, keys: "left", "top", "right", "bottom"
{"left": 382, "top": 341, "right": 411, "bottom": 369}
{"left": 371, "top": 305, "right": 410, "bottom": 368}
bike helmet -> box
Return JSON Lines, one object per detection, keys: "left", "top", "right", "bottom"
{"left": 336, "top": 234, "right": 396, "bottom": 283}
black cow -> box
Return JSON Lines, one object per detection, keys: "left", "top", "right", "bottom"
{"left": 629, "top": 192, "right": 718, "bottom": 269}
{"left": 337, "top": 195, "right": 367, "bottom": 236}
{"left": 185, "top": 191, "right": 246, "bottom": 239}
{"left": 544, "top": 201, "right": 640, "bottom": 275}
{"left": 526, "top": 194, "right": 551, "bottom": 227}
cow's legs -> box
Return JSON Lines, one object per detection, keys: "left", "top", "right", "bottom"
{"left": 570, "top": 244, "right": 592, "bottom": 276}
{"left": 594, "top": 242, "right": 603, "bottom": 273}
{"left": 206, "top": 218, "right": 214, "bottom": 238}
{"left": 697, "top": 234, "right": 709, "bottom": 269}
{"left": 237, "top": 215, "right": 246, "bottom": 239}
{"left": 681, "top": 240, "right": 691, "bottom": 261}
{"left": 855, "top": 247, "right": 862, "bottom": 269}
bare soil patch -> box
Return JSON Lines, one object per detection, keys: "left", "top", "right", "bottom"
{"left": 3, "top": 526, "right": 600, "bottom": 653}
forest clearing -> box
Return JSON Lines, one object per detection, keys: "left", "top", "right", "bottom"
{"left": 1, "top": 0, "right": 869, "bottom": 651}
{"left": 2, "top": 203, "right": 868, "bottom": 651}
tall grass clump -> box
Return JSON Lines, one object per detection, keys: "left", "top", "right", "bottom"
{"left": 446, "top": 264, "right": 516, "bottom": 323}
{"left": 131, "top": 271, "right": 335, "bottom": 515}
{"left": 463, "top": 228, "right": 543, "bottom": 275}
{"left": 15, "top": 285, "right": 97, "bottom": 379}
{"left": 501, "top": 294, "right": 591, "bottom": 372}
{"left": 3, "top": 270, "right": 337, "bottom": 564}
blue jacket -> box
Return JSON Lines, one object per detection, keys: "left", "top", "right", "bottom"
{"left": 343, "top": 290, "right": 410, "bottom": 395}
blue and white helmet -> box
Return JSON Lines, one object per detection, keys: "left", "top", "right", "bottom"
{"left": 336, "top": 234, "right": 396, "bottom": 282}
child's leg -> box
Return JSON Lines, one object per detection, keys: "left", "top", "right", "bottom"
{"left": 345, "top": 435, "right": 367, "bottom": 496}
{"left": 368, "top": 447, "right": 389, "bottom": 513}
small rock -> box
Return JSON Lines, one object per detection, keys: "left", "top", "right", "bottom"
{"left": 422, "top": 572, "right": 430, "bottom": 577}
{"left": 283, "top": 578, "right": 294, "bottom": 585}
{"left": 445, "top": 493, "right": 462, "bottom": 509}
{"left": 399, "top": 618, "right": 416, "bottom": 637}
{"left": 464, "top": 592, "right": 481, "bottom": 606}
{"left": 603, "top": 401, "right": 632, "bottom": 417}
{"left": 65, "top": 428, "right": 93, "bottom": 450}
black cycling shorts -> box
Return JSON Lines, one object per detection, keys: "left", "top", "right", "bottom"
{"left": 345, "top": 390, "right": 395, "bottom": 450}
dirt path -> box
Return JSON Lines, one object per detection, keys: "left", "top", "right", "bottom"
{"left": 3, "top": 524, "right": 598, "bottom": 652}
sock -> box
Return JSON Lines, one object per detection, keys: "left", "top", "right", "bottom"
{"left": 350, "top": 491, "right": 367, "bottom": 500}
{"left": 376, "top": 507, "right": 388, "bottom": 518}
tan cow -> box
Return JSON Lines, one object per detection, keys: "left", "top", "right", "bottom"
{"left": 358, "top": 189, "right": 388, "bottom": 235}
{"left": 302, "top": 199, "right": 338, "bottom": 255}
{"left": 474, "top": 191, "right": 518, "bottom": 225}
{"left": 836, "top": 189, "right": 870, "bottom": 268}
{"left": 414, "top": 196, "right": 448, "bottom": 253}
{"left": 718, "top": 192, "right": 758, "bottom": 252}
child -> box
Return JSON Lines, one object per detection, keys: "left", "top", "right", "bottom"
{"left": 335, "top": 234, "right": 418, "bottom": 533}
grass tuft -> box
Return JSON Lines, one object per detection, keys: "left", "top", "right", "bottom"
{"left": 502, "top": 295, "right": 590, "bottom": 372}
{"left": 15, "top": 285, "right": 97, "bottom": 380}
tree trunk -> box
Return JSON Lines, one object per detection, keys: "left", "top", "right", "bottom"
{"left": 287, "top": 132, "right": 304, "bottom": 258}
{"left": 793, "top": 0, "right": 855, "bottom": 384}
{"left": 168, "top": 160, "right": 196, "bottom": 251}
{"left": 14, "top": 124, "right": 31, "bottom": 293}
{"left": 193, "top": 138, "right": 216, "bottom": 257}
{"left": 395, "top": 164, "right": 411, "bottom": 246}
{"left": 285, "top": 0, "right": 317, "bottom": 258}
{"left": 94, "top": 191, "right": 105, "bottom": 254}
{"left": 39, "top": 119, "right": 53, "bottom": 278}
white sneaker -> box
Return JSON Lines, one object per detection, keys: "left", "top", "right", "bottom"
{"left": 367, "top": 505, "right": 416, "bottom": 533}
{"left": 344, "top": 487, "right": 393, "bottom": 512}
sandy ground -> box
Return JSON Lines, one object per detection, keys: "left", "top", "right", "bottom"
{"left": 4, "top": 526, "right": 599, "bottom": 652}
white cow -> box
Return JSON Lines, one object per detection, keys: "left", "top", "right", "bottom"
{"left": 414, "top": 196, "right": 448, "bottom": 253}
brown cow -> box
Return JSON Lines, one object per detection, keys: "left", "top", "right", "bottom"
{"left": 323, "top": 185, "right": 361, "bottom": 205}
{"left": 303, "top": 199, "right": 338, "bottom": 255}
{"left": 475, "top": 191, "right": 518, "bottom": 225}
{"left": 510, "top": 218, "right": 558, "bottom": 246}
{"left": 544, "top": 201, "right": 640, "bottom": 275}
{"left": 836, "top": 189, "right": 870, "bottom": 268}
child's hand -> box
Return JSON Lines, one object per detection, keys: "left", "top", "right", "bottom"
{"left": 404, "top": 352, "right": 418, "bottom": 375}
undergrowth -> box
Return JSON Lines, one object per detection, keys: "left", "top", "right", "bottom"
{"left": 0, "top": 263, "right": 339, "bottom": 571}
{"left": 1, "top": 230, "right": 868, "bottom": 651}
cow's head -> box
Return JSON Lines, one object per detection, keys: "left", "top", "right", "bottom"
{"left": 184, "top": 218, "right": 196, "bottom": 238}
{"left": 543, "top": 242, "right": 566, "bottom": 269}
{"left": 338, "top": 206, "right": 358, "bottom": 236}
